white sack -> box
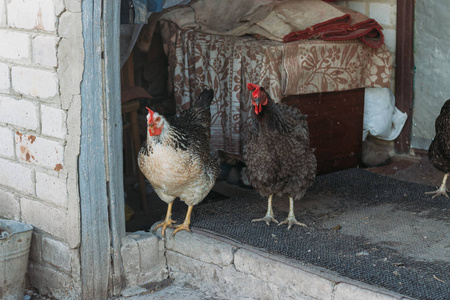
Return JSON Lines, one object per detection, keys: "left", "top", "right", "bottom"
{"left": 363, "top": 87, "right": 407, "bottom": 141}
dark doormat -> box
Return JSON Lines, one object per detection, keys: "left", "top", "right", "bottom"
{"left": 173, "top": 168, "right": 450, "bottom": 300}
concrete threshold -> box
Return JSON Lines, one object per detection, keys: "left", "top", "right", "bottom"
{"left": 124, "top": 225, "right": 414, "bottom": 300}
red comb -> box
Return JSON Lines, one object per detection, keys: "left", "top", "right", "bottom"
{"left": 146, "top": 107, "right": 154, "bottom": 123}
{"left": 247, "top": 83, "right": 261, "bottom": 99}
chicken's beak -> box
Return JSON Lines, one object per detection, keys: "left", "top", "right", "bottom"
{"left": 253, "top": 98, "right": 262, "bottom": 115}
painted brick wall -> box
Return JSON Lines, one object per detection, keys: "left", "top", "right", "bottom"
{"left": 412, "top": 0, "right": 450, "bottom": 149}
{"left": 0, "top": 0, "right": 83, "bottom": 298}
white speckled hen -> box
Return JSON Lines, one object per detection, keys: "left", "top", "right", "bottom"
{"left": 138, "top": 89, "right": 220, "bottom": 237}
{"left": 244, "top": 83, "right": 317, "bottom": 229}
{"left": 426, "top": 99, "right": 450, "bottom": 199}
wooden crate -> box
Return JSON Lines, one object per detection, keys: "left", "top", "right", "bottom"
{"left": 282, "top": 88, "right": 364, "bottom": 175}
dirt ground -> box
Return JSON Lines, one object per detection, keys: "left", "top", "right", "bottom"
{"left": 368, "top": 151, "right": 443, "bottom": 187}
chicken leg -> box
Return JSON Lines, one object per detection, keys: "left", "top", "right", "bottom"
{"left": 252, "top": 194, "right": 279, "bottom": 225}
{"left": 173, "top": 205, "right": 194, "bottom": 236}
{"left": 425, "top": 173, "right": 449, "bottom": 199}
{"left": 154, "top": 202, "right": 176, "bottom": 237}
{"left": 278, "top": 196, "right": 307, "bottom": 229}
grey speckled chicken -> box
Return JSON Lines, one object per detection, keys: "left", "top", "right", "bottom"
{"left": 138, "top": 89, "right": 220, "bottom": 237}
{"left": 426, "top": 99, "right": 450, "bottom": 199}
{"left": 244, "top": 83, "right": 317, "bottom": 229}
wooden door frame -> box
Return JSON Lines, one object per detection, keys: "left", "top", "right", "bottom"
{"left": 394, "top": 0, "right": 415, "bottom": 154}
{"left": 80, "top": 0, "right": 125, "bottom": 298}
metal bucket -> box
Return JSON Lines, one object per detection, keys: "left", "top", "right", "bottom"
{"left": 0, "top": 219, "right": 33, "bottom": 300}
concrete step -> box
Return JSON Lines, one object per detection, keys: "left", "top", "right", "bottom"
{"left": 142, "top": 226, "right": 413, "bottom": 300}
{"left": 119, "top": 283, "right": 215, "bottom": 300}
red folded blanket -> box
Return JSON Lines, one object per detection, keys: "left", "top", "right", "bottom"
{"left": 284, "top": 3, "right": 384, "bottom": 48}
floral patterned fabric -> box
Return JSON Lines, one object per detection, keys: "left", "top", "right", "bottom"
{"left": 162, "top": 22, "right": 392, "bottom": 156}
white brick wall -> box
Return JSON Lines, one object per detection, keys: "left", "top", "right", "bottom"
{"left": 12, "top": 66, "right": 59, "bottom": 99}
{"left": 0, "top": 188, "right": 20, "bottom": 220}
{"left": 15, "top": 132, "right": 64, "bottom": 169}
{"left": 369, "top": 3, "right": 396, "bottom": 28}
{"left": 65, "top": 0, "right": 81, "bottom": 13}
{"left": 0, "top": 0, "right": 83, "bottom": 297}
{"left": 32, "top": 35, "right": 59, "bottom": 68}
{"left": 28, "top": 262, "right": 79, "bottom": 298}
{"left": 347, "top": 2, "right": 365, "bottom": 14}
{"left": 0, "top": 126, "right": 15, "bottom": 158}
{"left": 7, "top": 0, "right": 58, "bottom": 32}
{"left": 0, "top": 96, "right": 39, "bottom": 130}
{"left": 0, "top": 0, "right": 6, "bottom": 27}
{"left": 42, "top": 236, "right": 72, "bottom": 272}
{"left": 0, "top": 30, "right": 30, "bottom": 61}
{"left": 36, "top": 172, "right": 68, "bottom": 208}
{"left": 0, "top": 157, "right": 34, "bottom": 195}
{"left": 58, "top": 11, "right": 84, "bottom": 108}
{"left": 41, "top": 105, "right": 67, "bottom": 139}
{"left": 383, "top": 28, "right": 397, "bottom": 56}
{"left": 0, "top": 62, "right": 10, "bottom": 92}
{"left": 21, "top": 196, "right": 67, "bottom": 239}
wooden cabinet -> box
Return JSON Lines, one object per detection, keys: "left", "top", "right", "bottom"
{"left": 283, "top": 88, "right": 364, "bottom": 174}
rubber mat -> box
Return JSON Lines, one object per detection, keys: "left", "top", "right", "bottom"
{"left": 173, "top": 168, "right": 450, "bottom": 300}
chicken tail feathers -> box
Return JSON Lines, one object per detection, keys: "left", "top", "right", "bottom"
{"left": 193, "top": 88, "right": 214, "bottom": 109}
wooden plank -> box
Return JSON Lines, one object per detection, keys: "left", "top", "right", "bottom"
{"left": 103, "top": 0, "right": 125, "bottom": 296}
{"left": 394, "top": 0, "right": 415, "bottom": 154}
{"left": 283, "top": 89, "right": 365, "bottom": 174}
{"left": 80, "top": 1, "right": 111, "bottom": 298}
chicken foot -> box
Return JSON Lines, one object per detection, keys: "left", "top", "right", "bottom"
{"left": 278, "top": 196, "right": 307, "bottom": 230}
{"left": 154, "top": 202, "right": 176, "bottom": 237}
{"left": 252, "top": 194, "right": 279, "bottom": 225}
{"left": 173, "top": 205, "right": 194, "bottom": 236}
{"left": 425, "top": 173, "right": 449, "bottom": 199}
